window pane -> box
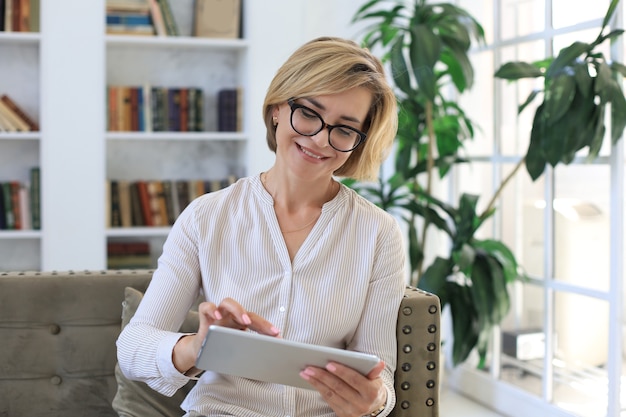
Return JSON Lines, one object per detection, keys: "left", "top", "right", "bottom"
{"left": 554, "top": 164, "right": 610, "bottom": 292}
{"left": 553, "top": 292, "right": 609, "bottom": 416}
{"left": 499, "top": 41, "right": 545, "bottom": 156}
{"left": 500, "top": 282, "right": 545, "bottom": 397}
{"left": 460, "top": 50, "right": 494, "bottom": 157}
{"left": 552, "top": 0, "right": 611, "bottom": 29}
{"left": 501, "top": 0, "right": 545, "bottom": 40}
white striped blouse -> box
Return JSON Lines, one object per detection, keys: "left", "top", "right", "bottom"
{"left": 117, "top": 174, "right": 406, "bottom": 417}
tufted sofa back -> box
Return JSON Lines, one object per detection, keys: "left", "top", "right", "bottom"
{"left": 0, "top": 270, "right": 439, "bottom": 416}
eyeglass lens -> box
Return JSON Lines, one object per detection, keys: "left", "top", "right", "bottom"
{"left": 291, "top": 106, "right": 362, "bottom": 152}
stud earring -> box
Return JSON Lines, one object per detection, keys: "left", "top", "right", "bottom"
{"left": 272, "top": 116, "right": 278, "bottom": 126}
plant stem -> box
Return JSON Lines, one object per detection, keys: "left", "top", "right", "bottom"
{"left": 479, "top": 155, "right": 526, "bottom": 220}
{"left": 416, "top": 100, "right": 437, "bottom": 281}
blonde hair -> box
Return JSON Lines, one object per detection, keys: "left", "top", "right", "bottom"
{"left": 262, "top": 37, "right": 397, "bottom": 181}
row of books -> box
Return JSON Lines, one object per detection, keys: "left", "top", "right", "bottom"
{"left": 108, "top": 86, "right": 205, "bottom": 132}
{"left": 107, "top": 86, "right": 242, "bottom": 133}
{"left": 106, "top": 0, "right": 178, "bottom": 37}
{"left": 0, "top": 167, "right": 40, "bottom": 231}
{"left": 106, "top": 175, "right": 237, "bottom": 228}
{"left": 0, "top": 0, "right": 39, "bottom": 32}
{"left": 107, "top": 240, "right": 152, "bottom": 269}
{"left": 0, "top": 94, "right": 39, "bottom": 132}
{"left": 106, "top": 0, "right": 240, "bottom": 39}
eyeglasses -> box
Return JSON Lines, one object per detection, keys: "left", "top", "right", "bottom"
{"left": 287, "top": 98, "right": 367, "bottom": 152}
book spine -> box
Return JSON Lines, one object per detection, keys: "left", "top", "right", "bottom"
{"left": 194, "top": 88, "right": 204, "bottom": 132}
{"left": 0, "top": 95, "right": 39, "bottom": 131}
{"left": 18, "top": 183, "right": 30, "bottom": 230}
{"left": 217, "top": 88, "right": 237, "bottom": 132}
{"left": 4, "top": 0, "right": 12, "bottom": 32}
{"left": 0, "top": 183, "right": 5, "bottom": 229}
{"left": 136, "top": 180, "right": 153, "bottom": 226}
{"left": 130, "top": 87, "right": 139, "bottom": 131}
{"left": 28, "top": 0, "right": 39, "bottom": 32}
{"left": 10, "top": 181, "right": 21, "bottom": 230}
{"left": 0, "top": 0, "right": 5, "bottom": 32}
{"left": 2, "top": 182, "right": 14, "bottom": 229}
{"left": 29, "top": 166, "right": 40, "bottom": 230}
{"left": 129, "top": 182, "right": 144, "bottom": 225}
{"left": 0, "top": 99, "right": 30, "bottom": 131}
{"left": 110, "top": 180, "right": 122, "bottom": 227}
{"left": 118, "top": 180, "right": 132, "bottom": 228}
{"left": 157, "top": 0, "right": 179, "bottom": 36}
{"left": 106, "top": 14, "right": 152, "bottom": 26}
{"left": 147, "top": 0, "right": 166, "bottom": 36}
{"left": 179, "top": 88, "right": 188, "bottom": 132}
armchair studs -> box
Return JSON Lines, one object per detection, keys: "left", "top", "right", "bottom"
{"left": 391, "top": 287, "right": 441, "bottom": 417}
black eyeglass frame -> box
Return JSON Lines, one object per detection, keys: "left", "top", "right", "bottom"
{"left": 287, "top": 98, "right": 367, "bottom": 152}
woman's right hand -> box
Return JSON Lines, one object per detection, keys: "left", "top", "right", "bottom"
{"left": 173, "top": 298, "right": 280, "bottom": 375}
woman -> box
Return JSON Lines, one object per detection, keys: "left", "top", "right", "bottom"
{"left": 117, "top": 36, "right": 405, "bottom": 417}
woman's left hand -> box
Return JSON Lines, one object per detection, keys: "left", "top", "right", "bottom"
{"left": 300, "top": 360, "right": 387, "bottom": 417}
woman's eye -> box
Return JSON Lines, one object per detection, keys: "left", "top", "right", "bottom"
{"left": 337, "top": 127, "right": 354, "bottom": 137}
{"left": 300, "top": 108, "right": 318, "bottom": 120}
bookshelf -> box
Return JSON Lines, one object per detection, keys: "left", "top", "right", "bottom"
{"left": 0, "top": 24, "right": 42, "bottom": 270}
{"left": 0, "top": 0, "right": 361, "bottom": 271}
{"left": 0, "top": 0, "right": 250, "bottom": 270}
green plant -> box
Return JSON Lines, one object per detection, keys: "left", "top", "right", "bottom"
{"left": 351, "top": 0, "right": 522, "bottom": 368}
{"left": 351, "top": 0, "right": 626, "bottom": 368}
{"left": 494, "top": 0, "right": 626, "bottom": 180}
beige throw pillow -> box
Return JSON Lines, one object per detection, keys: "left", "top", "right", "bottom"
{"left": 112, "top": 287, "right": 199, "bottom": 417}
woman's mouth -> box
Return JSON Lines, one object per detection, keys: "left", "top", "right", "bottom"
{"left": 298, "top": 144, "right": 325, "bottom": 159}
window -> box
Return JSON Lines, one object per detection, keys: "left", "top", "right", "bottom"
{"left": 449, "top": 1, "right": 625, "bottom": 416}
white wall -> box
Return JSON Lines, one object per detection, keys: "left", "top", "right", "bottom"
{"left": 244, "top": 0, "right": 368, "bottom": 175}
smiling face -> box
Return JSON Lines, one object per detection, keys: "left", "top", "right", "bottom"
{"left": 272, "top": 87, "right": 373, "bottom": 183}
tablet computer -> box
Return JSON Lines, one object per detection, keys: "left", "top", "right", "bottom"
{"left": 195, "top": 325, "right": 380, "bottom": 390}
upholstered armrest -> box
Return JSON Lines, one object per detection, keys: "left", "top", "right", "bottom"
{"left": 392, "top": 286, "right": 441, "bottom": 417}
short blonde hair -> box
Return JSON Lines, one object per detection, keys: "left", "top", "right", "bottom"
{"left": 262, "top": 37, "right": 397, "bottom": 181}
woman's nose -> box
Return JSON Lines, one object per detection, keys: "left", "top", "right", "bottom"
{"left": 310, "top": 126, "right": 330, "bottom": 148}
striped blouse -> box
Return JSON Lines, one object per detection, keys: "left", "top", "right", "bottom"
{"left": 117, "top": 174, "right": 406, "bottom": 417}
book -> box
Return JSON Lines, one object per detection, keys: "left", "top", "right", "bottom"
{"left": 129, "top": 182, "right": 144, "bottom": 225}
{"left": 175, "top": 180, "right": 190, "bottom": 213}
{"left": 118, "top": 180, "right": 133, "bottom": 227}
{"left": 156, "top": 0, "right": 178, "bottom": 36}
{"left": 2, "top": 182, "right": 14, "bottom": 229}
{"left": 28, "top": 0, "right": 39, "bottom": 32}
{"left": 0, "top": 183, "right": 5, "bottom": 229}
{"left": 4, "top": 0, "right": 12, "bottom": 32}
{"left": 9, "top": 181, "right": 21, "bottom": 230}
{"left": 217, "top": 88, "right": 238, "bottom": 132}
{"left": 0, "top": 98, "right": 30, "bottom": 131}
{"left": 135, "top": 180, "right": 153, "bottom": 226}
{"left": 0, "top": 95, "right": 39, "bottom": 131}
{"left": 18, "top": 182, "right": 30, "bottom": 230}
{"left": 147, "top": 0, "right": 166, "bottom": 36}
{"left": 0, "top": 0, "right": 5, "bottom": 32}
{"left": 106, "top": 23, "right": 154, "bottom": 36}
{"left": 0, "top": 105, "right": 17, "bottom": 131}
{"left": 193, "top": 0, "right": 240, "bottom": 39}
{"left": 109, "top": 180, "right": 122, "bottom": 227}
{"left": 29, "top": 167, "right": 40, "bottom": 229}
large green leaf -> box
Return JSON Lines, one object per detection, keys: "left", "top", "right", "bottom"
{"left": 611, "top": 92, "right": 626, "bottom": 144}
{"left": 526, "top": 105, "right": 548, "bottom": 180}
{"left": 473, "top": 239, "right": 520, "bottom": 284}
{"left": 419, "top": 256, "right": 453, "bottom": 301}
{"left": 542, "top": 73, "right": 576, "bottom": 124}
{"left": 390, "top": 36, "right": 413, "bottom": 95}
{"left": 546, "top": 42, "right": 591, "bottom": 78}
{"left": 409, "top": 24, "right": 441, "bottom": 101}
{"left": 446, "top": 282, "right": 479, "bottom": 365}
{"left": 495, "top": 62, "right": 543, "bottom": 80}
